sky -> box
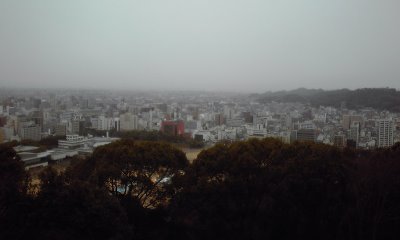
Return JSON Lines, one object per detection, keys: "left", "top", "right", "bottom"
{"left": 0, "top": 0, "right": 399, "bottom": 93}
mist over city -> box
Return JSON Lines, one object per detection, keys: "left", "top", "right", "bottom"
{"left": 1, "top": 0, "right": 400, "bottom": 92}
{"left": 1, "top": 1, "right": 400, "bottom": 240}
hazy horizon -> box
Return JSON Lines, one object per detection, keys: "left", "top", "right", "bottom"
{"left": 1, "top": 0, "right": 400, "bottom": 93}
{"left": 1, "top": 86, "right": 400, "bottom": 95}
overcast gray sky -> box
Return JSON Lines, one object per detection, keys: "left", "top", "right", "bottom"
{"left": 0, "top": 0, "right": 399, "bottom": 93}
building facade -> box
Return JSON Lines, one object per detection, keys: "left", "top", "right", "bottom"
{"left": 377, "top": 119, "right": 394, "bottom": 148}
{"left": 120, "top": 113, "right": 138, "bottom": 131}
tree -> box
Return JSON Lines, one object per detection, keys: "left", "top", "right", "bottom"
{"left": 0, "top": 145, "right": 30, "bottom": 239}
{"left": 22, "top": 167, "right": 132, "bottom": 240}
{"left": 170, "top": 138, "right": 352, "bottom": 240}
{"left": 342, "top": 143, "right": 400, "bottom": 240}
{"left": 68, "top": 140, "right": 189, "bottom": 209}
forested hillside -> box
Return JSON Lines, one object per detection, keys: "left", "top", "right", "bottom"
{"left": 257, "top": 88, "right": 400, "bottom": 112}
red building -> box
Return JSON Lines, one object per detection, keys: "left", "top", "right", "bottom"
{"left": 161, "top": 120, "right": 185, "bottom": 136}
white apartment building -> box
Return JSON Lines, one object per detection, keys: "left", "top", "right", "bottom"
{"left": 377, "top": 119, "right": 394, "bottom": 148}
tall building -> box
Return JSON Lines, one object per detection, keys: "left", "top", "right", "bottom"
{"left": 113, "top": 118, "right": 120, "bottom": 131}
{"left": 97, "top": 116, "right": 114, "bottom": 131}
{"left": 348, "top": 122, "right": 360, "bottom": 147}
{"left": 377, "top": 119, "right": 394, "bottom": 148}
{"left": 71, "top": 120, "right": 85, "bottom": 135}
{"left": 120, "top": 113, "right": 138, "bottom": 131}
{"left": 342, "top": 115, "right": 364, "bottom": 130}
{"left": 215, "top": 113, "right": 224, "bottom": 126}
{"left": 295, "top": 129, "right": 317, "bottom": 142}
{"left": 31, "top": 111, "right": 44, "bottom": 131}
{"left": 161, "top": 120, "right": 185, "bottom": 136}
{"left": 55, "top": 123, "right": 67, "bottom": 136}
{"left": 242, "top": 112, "right": 253, "bottom": 124}
{"left": 223, "top": 105, "right": 234, "bottom": 120}
{"left": 20, "top": 124, "right": 41, "bottom": 141}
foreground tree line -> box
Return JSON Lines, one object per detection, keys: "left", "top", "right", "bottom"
{"left": 84, "top": 129, "right": 205, "bottom": 149}
{"left": 1, "top": 138, "right": 400, "bottom": 240}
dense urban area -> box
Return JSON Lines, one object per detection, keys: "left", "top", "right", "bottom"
{"left": 1, "top": 88, "right": 400, "bottom": 240}
{"left": 2, "top": 0, "right": 400, "bottom": 239}
{"left": 0, "top": 88, "right": 399, "bottom": 169}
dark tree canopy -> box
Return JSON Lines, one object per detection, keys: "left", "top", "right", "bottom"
{"left": 68, "top": 139, "right": 189, "bottom": 208}
{"left": 0, "top": 145, "right": 28, "bottom": 239}
{"left": 170, "top": 139, "right": 400, "bottom": 240}
{"left": 0, "top": 145, "right": 26, "bottom": 197}
{"left": 1, "top": 139, "right": 400, "bottom": 240}
{"left": 22, "top": 167, "right": 132, "bottom": 240}
{"left": 258, "top": 88, "right": 400, "bottom": 112}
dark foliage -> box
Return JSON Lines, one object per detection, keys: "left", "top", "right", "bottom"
{"left": 1, "top": 140, "right": 400, "bottom": 240}
{"left": 67, "top": 139, "right": 189, "bottom": 209}
{"left": 83, "top": 129, "right": 188, "bottom": 144}
{"left": 2, "top": 136, "right": 65, "bottom": 151}
{"left": 188, "top": 139, "right": 205, "bottom": 149}
{"left": 258, "top": 88, "right": 400, "bottom": 112}
{"left": 171, "top": 139, "right": 353, "bottom": 240}
{"left": 0, "top": 145, "right": 29, "bottom": 239}
{"left": 38, "top": 135, "right": 66, "bottom": 149}
{"left": 24, "top": 167, "right": 133, "bottom": 240}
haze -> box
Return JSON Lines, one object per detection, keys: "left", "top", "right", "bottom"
{"left": 1, "top": 0, "right": 399, "bottom": 93}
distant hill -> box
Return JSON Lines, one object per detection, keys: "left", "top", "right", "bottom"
{"left": 257, "top": 88, "right": 400, "bottom": 112}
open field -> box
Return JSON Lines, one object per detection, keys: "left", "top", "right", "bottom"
{"left": 180, "top": 147, "right": 205, "bottom": 163}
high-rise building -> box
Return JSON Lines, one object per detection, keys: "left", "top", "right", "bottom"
{"left": 120, "top": 113, "right": 138, "bottom": 131}
{"left": 97, "top": 116, "right": 114, "bottom": 131}
{"left": 31, "top": 111, "right": 44, "bottom": 131}
{"left": 55, "top": 123, "right": 67, "bottom": 136}
{"left": 215, "top": 113, "right": 225, "bottom": 126}
{"left": 295, "top": 129, "right": 317, "bottom": 142}
{"left": 161, "top": 120, "right": 185, "bottom": 136}
{"left": 242, "top": 112, "right": 253, "bottom": 124}
{"left": 20, "top": 124, "right": 41, "bottom": 141}
{"left": 342, "top": 115, "right": 364, "bottom": 130}
{"left": 71, "top": 120, "right": 85, "bottom": 135}
{"left": 223, "top": 105, "right": 234, "bottom": 120}
{"left": 377, "top": 119, "right": 394, "bottom": 148}
{"left": 348, "top": 122, "right": 360, "bottom": 147}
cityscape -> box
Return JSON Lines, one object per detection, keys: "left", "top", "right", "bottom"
{"left": 0, "top": 88, "right": 399, "bottom": 169}
{"left": 2, "top": 0, "right": 400, "bottom": 239}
